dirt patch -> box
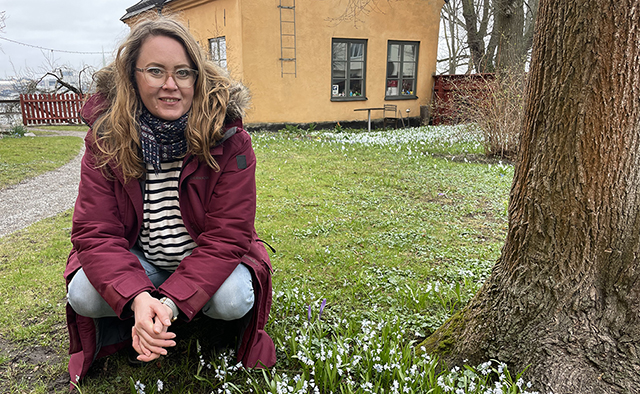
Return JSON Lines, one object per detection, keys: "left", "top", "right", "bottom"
{"left": 0, "top": 332, "right": 69, "bottom": 393}
{"left": 426, "top": 151, "right": 514, "bottom": 165}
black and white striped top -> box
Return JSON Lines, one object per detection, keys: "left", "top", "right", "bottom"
{"left": 137, "top": 160, "right": 197, "bottom": 272}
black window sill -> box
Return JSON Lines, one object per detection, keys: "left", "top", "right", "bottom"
{"left": 331, "top": 97, "right": 368, "bottom": 102}
{"left": 385, "top": 95, "right": 418, "bottom": 101}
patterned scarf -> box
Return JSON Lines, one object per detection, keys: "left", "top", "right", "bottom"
{"left": 138, "top": 108, "right": 189, "bottom": 174}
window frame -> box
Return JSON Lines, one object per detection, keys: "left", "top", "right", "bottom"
{"left": 331, "top": 38, "right": 367, "bottom": 102}
{"left": 385, "top": 40, "right": 419, "bottom": 100}
{"left": 209, "top": 36, "right": 227, "bottom": 70}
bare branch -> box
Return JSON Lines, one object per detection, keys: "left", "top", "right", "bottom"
{"left": 325, "top": 0, "right": 387, "bottom": 28}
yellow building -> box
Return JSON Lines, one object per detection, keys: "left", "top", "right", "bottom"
{"left": 122, "top": 0, "right": 444, "bottom": 129}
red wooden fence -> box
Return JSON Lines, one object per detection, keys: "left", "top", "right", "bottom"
{"left": 431, "top": 73, "right": 495, "bottom": 125}
{"left": 20, "top": 93, "right": 87, "bottom": 126}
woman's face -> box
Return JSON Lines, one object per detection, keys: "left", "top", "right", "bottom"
{"left": 134, "top": 35, "right": 195, "bottom": 121}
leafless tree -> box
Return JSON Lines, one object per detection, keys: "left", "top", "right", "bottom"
{"left": 438, "top": 0, "right": 538, "bottom": 74}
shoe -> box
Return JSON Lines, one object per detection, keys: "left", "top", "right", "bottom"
{"left": 127, "top": 347, "right": 149, "bottom": 368}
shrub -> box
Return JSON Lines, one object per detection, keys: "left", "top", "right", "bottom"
{"left": 434, "top": 71, "right": 527, "bottom": 161}
{"left": 473, "top": 71, "right": 526, "bottom": 160}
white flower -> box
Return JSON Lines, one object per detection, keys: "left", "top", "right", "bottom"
{"left": 134, "top": 380, "right": 146, "bottom": 394}
{"left": 156, "top": 380, "right": 164, "bottom": 391}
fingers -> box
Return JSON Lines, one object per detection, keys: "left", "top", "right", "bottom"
{"left": 137, "top": 351, "right": 162, "bottom": 363}
{"left": 132, "top": 320, "right": 176, "bottom": 361}
{"left": 130, "top": 292, "right": 178, "bottom": 360}
{"left": 153, "top": 314, "right": 165, "bottom": 335}
{"left": 132, "top": 325, "right": 155, "bottom": 358}
{"left": 134, "top": 322, "right": 176, "bottom": 356}
{"left": 152, "top": 302, "right": 174, "bottom": 327}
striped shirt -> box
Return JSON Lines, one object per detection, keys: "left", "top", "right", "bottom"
{"left": 137, "top": 160, "right": 197, "bottom": 272}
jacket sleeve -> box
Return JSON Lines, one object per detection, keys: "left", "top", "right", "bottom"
{"left": 70, "top": 136, "right": 156, "bottom": 318}
{"left": 158, "top": 131, "right": 257, "bottom": 321}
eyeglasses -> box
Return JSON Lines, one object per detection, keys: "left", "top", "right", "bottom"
{"left": 135, "top": 67, "right": 198, "bottom": 88}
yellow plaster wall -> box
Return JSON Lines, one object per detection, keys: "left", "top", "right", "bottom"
{"left": 239, "top": 0, "right": 443, "bottom": 124}
{"left": 126, "top": 0, "right": 444, "bottom": 125}
{"left": 165, "top": 0, "right": 245, "bottom": 78}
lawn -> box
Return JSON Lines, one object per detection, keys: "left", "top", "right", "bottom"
{"left": 0, "top": 125, "right": 536, "bottom": 393}
{"left": 0, "top": 135, "right": 83, "bottom": 188}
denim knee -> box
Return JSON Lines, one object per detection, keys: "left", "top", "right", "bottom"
{"left": 67, "top": 268, "right": 116, "bottom": 318}
{"left": 202, "top": 264, "right": 254, "bottom": 321}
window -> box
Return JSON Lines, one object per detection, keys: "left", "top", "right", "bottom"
{"left": 331, "top": 38, "right": 366, "bottom": 100}
{"left": 209, "top": 36, "right": 227, "bottom": 70}
{"left": 386, "top": 41, "right": 419, "bottom": 99}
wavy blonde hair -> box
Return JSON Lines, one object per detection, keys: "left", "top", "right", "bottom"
{"left": 91, "top": 15, "right": 236, "bottom": 182}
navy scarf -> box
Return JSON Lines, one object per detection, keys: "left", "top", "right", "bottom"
{"left": 138, "top": 108, "right": 189, "bottom": 174}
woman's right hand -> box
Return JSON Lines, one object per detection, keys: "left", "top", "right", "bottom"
{"left": 130, "top": 291, "right": 177, "bottom": 361}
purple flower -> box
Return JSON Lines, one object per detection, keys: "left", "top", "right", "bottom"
{"left": 318, "top": 299, "right": 327, "bottom": 320}
{"left": 308, "top": 304, "right": 312, "bottom": 322}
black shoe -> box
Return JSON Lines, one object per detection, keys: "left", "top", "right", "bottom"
{"left": 127, "top": 347, "right": 149, "bottom": 368}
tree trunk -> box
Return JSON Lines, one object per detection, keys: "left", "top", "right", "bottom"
{"left": 422, "top": 0, "right": 640, "bottom": 392}
{"left": 461, "top": 0, "right": 486, "bottom": 72}
{"left": 493, "top": 0, "right": 525, "bottom": 71}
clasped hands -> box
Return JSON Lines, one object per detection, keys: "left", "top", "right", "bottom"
{"left": 130, "top": 291, "right": 177, "bottom": 362}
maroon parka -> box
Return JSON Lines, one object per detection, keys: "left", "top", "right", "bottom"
{"left": 64, "top": 95, "right": 276, "bottom": 389}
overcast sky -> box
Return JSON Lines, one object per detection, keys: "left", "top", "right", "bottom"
{"left": 0, "top": 0, "right": 136, "bottom": 79}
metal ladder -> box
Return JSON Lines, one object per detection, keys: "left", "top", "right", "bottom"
{"left": 278, "top": 0, "right": 297, "bottom": 77}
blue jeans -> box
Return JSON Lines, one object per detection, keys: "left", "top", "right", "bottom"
{"left": 67, "top": 247, "right": 254, "bottom": 321}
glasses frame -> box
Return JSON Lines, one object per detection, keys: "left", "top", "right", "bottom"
{"left": 135, "top": 66, "right": 199, "bottom": 89}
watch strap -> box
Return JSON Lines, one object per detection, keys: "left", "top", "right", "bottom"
{"left": 159, "top": 297, "right": 179, "bottom": 322}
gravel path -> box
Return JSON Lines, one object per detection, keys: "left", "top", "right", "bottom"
{"left": 0, "top": 129, "right": 87, "bottom": 238}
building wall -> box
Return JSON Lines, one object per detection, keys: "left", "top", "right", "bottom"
{"left": 166, "top": 0, "right": 245, "bottom": 78}
{"left": 129, "top": 0, "right": 444, "bottom": 126}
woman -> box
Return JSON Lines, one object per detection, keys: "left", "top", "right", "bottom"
{"left": 64, "top": 15, "right": 275, "bottom": 388}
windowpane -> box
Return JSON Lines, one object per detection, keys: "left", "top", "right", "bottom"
{"left": 350, "top": 43, "right": 364, "bottom": 61}
{"left": 349, "top": 79, "right": 362, "bottom": 97}
{"left": 388, "top": 44, "right": 401, "bottom": 61}
{"left": 401, "top": 79, "right": 415, "bottom": 95}
{"left": 349, "top": 62, "right": 363, "bottom": 78}
{"left": 333, "top": 61, "right": 346, "bottom": 79}
{"left": 388, "top": 61, "right": 400, "bottom": 78}
{"left": 333, "top": 42, "right": 347, "bottom": 61}
{"left": 332, "top": 80, "right": 346, "bottom": 97}
{"left": 402, "top": 62, "right": 415, "bottom": 78}
{"left": 403, "top": 45, "right": 416, "bottom": 63}
{"left": 386, "top": 79, "right": 399, "bottom": 96}
{"left": 220, "top": 42, "right": 227, "bottom": 61}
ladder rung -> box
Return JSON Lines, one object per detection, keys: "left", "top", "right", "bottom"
{"left": 278, "top": 6, "right": 295, "bottom": 9}
{"left": 279, "top": 58, "right": 296, "bottom": 61}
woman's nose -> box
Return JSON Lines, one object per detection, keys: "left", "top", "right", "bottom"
{"left": 162, "top": 74, "right": 178, "bottom": 89}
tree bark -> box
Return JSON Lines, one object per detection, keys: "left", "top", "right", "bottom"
{"left": 422, "top": 0, "right": 640, "bottom": 392}
{"left": 461, "top": 0, "right": 486, "bottom": 72}
{"left": 493, "top": 0, "right": 525, "bottom": 71}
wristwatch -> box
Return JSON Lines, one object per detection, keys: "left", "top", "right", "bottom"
{"left": 159, "top": 297, "right": 179, "bottom": 322}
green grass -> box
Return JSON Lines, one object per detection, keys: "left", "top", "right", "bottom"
{"left": 34, "top": 125, "right": 89, "bottom": 132}
{"left": 0, "top": 136, "right": 83, "bottom": 188}
{"left": 0, "top": 125, "right": 537, "bottom": 393}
